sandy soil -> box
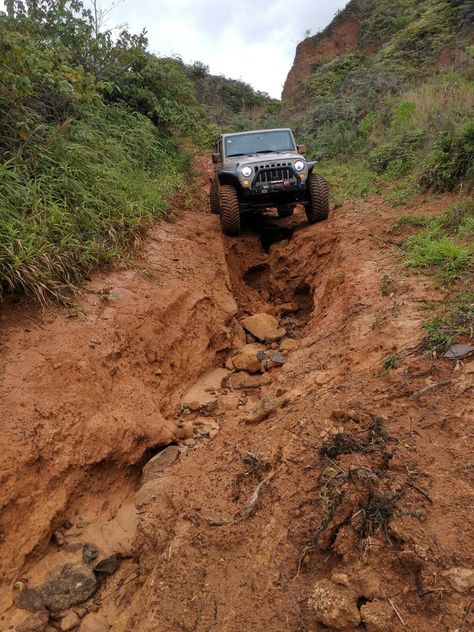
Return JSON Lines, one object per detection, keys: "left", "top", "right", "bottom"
{"left": 0, "top": 155, "right": 472, "bottom": 632}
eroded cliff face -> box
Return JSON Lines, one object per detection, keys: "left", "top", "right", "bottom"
{"left": 282, "top": 18, "right": 360, "bottom": 100}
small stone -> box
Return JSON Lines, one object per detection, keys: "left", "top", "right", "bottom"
{"left": 82, "top": 543, "right": 99, "bottom": 564}
{"left": 361, "top": 599, "right": 395, "bottom": 632}
{"left": 224, "top": 356, "right": 234, "bottom": 371}
{"left": 280, "top": 338, "right": 298, "bottom": 352}
{"left": 442, "top": 567, "right": 474, "bottom": 592}
{"left": 60, "top": 612, "right": 80, "bottom": 631}
{"left": 38, "top": 563, "right": 98, "bottom": 612}
{"left": 270, "top": 351, "right": 285, "bottom": 365}
{"left": 89, "top": 337, "right": 101, "bottom": 346}
{"left": 52, "top": 363, "right": 62, "bottom": 370}
{"left": 94, "top": 553, "right": 121, "bottom": 575}
{"left": 331, "top": 572, "right": 350, "bottom": 587}
{"left": 231, "top": 324, "right": 247, "bottom": 351}
{"left": 443, "top": 344, "right": 474, "bottom": 359}
{"left": 15, "top": 588, "right": 44, "bottom": 613}
{"left": 216, "top": 393, "right": 240, "bottom": 413}
{"left": 309, "top": 579, "right": 361, "bottom": 629}
{"left": 246, "top": 395, "right": 287, "bottom": 424}
{"left": 53, "top": 530, "right": 65, "bottom": 546}
{"left": 16, "top": 610, "right": 49, "bottom": 632}
{"left": 14, "top": 580, "right": 27, "bottom": 592}
{"left": 241, "top": 313, "right": 279, "bottom": 342}
{"left": 141, "top": 445, "right": 180, "bottom": 484}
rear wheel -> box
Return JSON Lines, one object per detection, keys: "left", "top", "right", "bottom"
{"left": 220, "top": 185, "right": 240, "bottom": 236}
{"left": 277, "top": 205, "right": 294, "bottom": 218}
{"left": 306, "top": 173, "right": 330, "bottom": 224}
{"left": 209, "top": 179, "right": 220, "bottom": 214}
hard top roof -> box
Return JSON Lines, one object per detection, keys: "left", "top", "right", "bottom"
{"left": 220, "top": 128, "right": 292, "bottom": 139}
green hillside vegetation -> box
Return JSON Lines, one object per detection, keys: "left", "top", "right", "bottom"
{"left": 0, "top": 0, "right": 268, "bottom": 302}
{"left": 281, "top": 0, "right": 474, "bottom": 203}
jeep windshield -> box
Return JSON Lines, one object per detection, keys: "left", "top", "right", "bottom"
{"left": 224, "top": 130, "right": 295, "bottom": 158}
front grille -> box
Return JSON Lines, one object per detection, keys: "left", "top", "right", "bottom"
{"left": 254, "top": 163, "right": 297, "bottom": 185}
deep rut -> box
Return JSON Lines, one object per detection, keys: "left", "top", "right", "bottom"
{"left": 1, "top": 164, "right": 473, "bottom": 632}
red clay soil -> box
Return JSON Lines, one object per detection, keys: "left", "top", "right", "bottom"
{"left": 282, "top": 19, "right": 360, "bottom": 100}
{"left": 0, "top": 155, "right": 473, "bottom": 632}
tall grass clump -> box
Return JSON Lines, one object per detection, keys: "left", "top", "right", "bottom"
{"left": 0, "top": 104, "right": 186, "bottom": 301}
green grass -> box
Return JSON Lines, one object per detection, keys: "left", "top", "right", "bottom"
{"left": 0, "top": 104, "right": 188, "bottom": 302}
{"left": 422, "top": 292, "right": 474, "bottom": 353}
{"left": 399, "top": 198, "right": 473, "bottom": 282}
{"left": 319, "top": 160, "right": 381, "bottom": 206}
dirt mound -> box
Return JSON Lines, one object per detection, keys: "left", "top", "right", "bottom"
{"left": 1, "top": 157, "right": 472, "bottom": 631}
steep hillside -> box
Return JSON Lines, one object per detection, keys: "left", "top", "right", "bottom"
{"left": 281, "top": 0, "right": 474, "bottom": 199}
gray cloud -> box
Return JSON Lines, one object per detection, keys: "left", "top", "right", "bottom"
{"left": 109, "top": 0, "right": 348, "bottom": 97}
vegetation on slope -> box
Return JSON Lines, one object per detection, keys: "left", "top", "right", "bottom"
{"left": 281, "top": 0, "right": 474, "bottom": 201}
{"left": 0, "top": 0, "right": 269, "bottom": 302}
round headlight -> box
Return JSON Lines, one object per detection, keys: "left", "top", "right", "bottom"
{"left": 241, "top": 166, "right": 252, "bottom": 178}
{"left": 294, "top": 160, "right": 305, "bottom": 172}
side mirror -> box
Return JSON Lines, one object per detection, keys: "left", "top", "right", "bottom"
{"left": 296, "top": 144, "right": 305, "bottom": 154}
{"left": 212, "top": 153, "right": 220, "bottom": 164}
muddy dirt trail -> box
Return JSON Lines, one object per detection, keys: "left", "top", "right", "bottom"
{"left": 1, "top": 155, "right": 473, "bottom": 632}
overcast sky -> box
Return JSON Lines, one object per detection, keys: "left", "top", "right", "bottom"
{"left": 0, "top": 0, "right": 348, "bottom": 97}
{"left": 105, "top": 0, "right": 348, "bottom": 98}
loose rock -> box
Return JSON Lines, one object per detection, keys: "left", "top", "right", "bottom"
{"left": 308, "top": 579, "right": 361, "bottom": 629}
{"left": 232, "top": 347, "right": 263, "bottom": 374}
{"left": 60, "top": 612, "right": 80, "bottom": 631}
{"left": 94, "top": 553, "right": 121, "bottom": 575}
{"left": 360, "top": 599, "right": 395, "bottom": 632}
{"left": 15, "top": 588, "right": 44, "bottom": 613}
{"left": 16, "top": 609, "right": 49, "bottom": 632}
{"left": 82, "top": 543, "right": 99, "bottom": 564}
{"left": 216, "top": 393, "right": 240, "bottom": 413}
{"left": 280, "top": 338, "right": 298, "bottom": 352}
{"left": 442, "top": 567, "right": 474, "bottom": 592}
{"left": 246, "top": 395, "right": 287, "bottom": 424}
{"left": 265, "top": 327, "right": 287, "bottom": 342}
{"left": 270, "top": 351, "right": 285, "bottom": 365}
{"left": 241, "top": 313, "right": 278, "bottom": 342}
{"left": 38, "top": 563, "right": 98, "bottom": 612}
{"left": 229, "top": 372, "right": 272, "bottom": 389}
{"left": 141, "top": 445, "right": 180, "bottom": 484}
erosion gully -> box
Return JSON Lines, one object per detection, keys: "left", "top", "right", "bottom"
{"left": 1, "top": 157, "right": 472, "bottom": 632}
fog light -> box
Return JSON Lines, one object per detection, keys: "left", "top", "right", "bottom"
{"left": 243, "top": 179, "right": 250, "bottom": 187}
{"left": 299, "top": 173, "right": 306, "bottom": 180}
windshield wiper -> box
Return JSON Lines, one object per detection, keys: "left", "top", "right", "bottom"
{"left": 256, "top": 149, "right": 280, "bottom": 154}
{"left": 227, "top": 152, "right": 251, "bottom": 157}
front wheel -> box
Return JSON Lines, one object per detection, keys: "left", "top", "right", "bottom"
{"left": 306, "top": 173, "right": 330, "bottom": 224}
{"left": 220, "top": 184, "right": 240, "bottom": 236}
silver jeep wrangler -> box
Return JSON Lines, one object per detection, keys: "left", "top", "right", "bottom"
{"left": 210, "top": 128, "right": 329, "bottom": 235}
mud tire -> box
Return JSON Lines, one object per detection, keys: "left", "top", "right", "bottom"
{"left": 209, "top": 179, "right": 220, "bottom": 214}
{"left": 220, "top": 185, "right": 240, "bottom": 236}
{"left": 306, "top": 173, "right": 330, "bottom": 224}
{"left": 277, "top": 205, "right": 294, "bottom": 218}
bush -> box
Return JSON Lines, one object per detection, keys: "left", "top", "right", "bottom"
{"left": 418, "top": 121, "right": 474, "bottom": 191}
